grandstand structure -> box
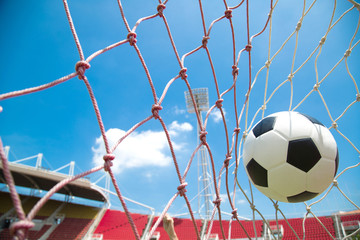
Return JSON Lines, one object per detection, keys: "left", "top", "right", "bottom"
{"left": 1, "top": 154, "right": 359, "bottom": 239}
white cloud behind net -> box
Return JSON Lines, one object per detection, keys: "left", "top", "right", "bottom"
{"left": 92, "top": 121, "right": 193, "bottom": 174}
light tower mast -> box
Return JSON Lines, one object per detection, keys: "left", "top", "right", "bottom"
{"left": 184, "top": 88, "right": 214, "bottom": 220}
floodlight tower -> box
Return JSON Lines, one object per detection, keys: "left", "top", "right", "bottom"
{"left": 184, "top": 88, "right": 214, "bottom": 220}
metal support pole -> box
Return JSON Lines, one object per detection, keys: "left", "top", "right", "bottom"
{"left": 69, "top": 161, "right": 75, "bottom": 176}
{"left": 4, "top": 146, "right": 10, "bottom": 159}
{"left": 36, "top": 153, "right": 43, "bottom": 168}
{"left": 184, "top": 88, "right": 213, "bottom": 221}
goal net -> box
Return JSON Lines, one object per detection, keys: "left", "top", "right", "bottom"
{"left": 0, "top": 0, "right": 359, "bottom": 239}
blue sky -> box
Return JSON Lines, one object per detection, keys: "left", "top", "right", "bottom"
{"left": 1, "top": 0, "right": 359, "bottom": 220}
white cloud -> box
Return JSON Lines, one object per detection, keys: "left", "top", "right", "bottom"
{"left": 237, "top": 199, "right": 247, "bottom": 205}
{"left": 168, "top": 121, "right": 193, "bottom": 137}
{"left": 210, "top": 108, "right": 226, "bottom": 123}
{"left": 92, "top": 121, "right": 193, "bottom": 174}
{"left": 144, "top": 172, "right": 153, "bottom": 180}
{"left": 219, "top": 192, "right": 247, "bottom": 205}
{"left": 220, "top": 193, "right": 229, "bottom": 202}
{"left": 173, "top": 106, "right": 186, "bottom": 115}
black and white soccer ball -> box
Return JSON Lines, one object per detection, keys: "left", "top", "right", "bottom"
{"left": 242, "top": 111, "right": 339, "bottom": 203}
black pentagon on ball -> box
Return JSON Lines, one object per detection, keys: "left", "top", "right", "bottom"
{"left": 287, "top": 138, "right": 321, "bottom": 172}
{"left": 253, "top": 116, "right": 276, "bottom": 138}
{"left": 334, "top": 149, "right": 339, "bottom": 177}
{"left": 299, "top": 113, "right": 325, "bottom": 127}
{"left": 287, "top": 191, "right": 319, "bottom": 203}
{"left": 246, "top": 158, "right": 268, "bottom": 187}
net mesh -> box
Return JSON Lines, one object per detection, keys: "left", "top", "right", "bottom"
{"left": 0, "top": 0, "right": 359, "bottom": 239}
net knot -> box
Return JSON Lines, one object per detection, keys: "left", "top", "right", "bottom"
{"left": 231, "top": 208, "right": 238, "bottom": 218}
{"left": 225, "top": 9, "right": 232, "bottom": 19}
{"left": 313, "top": 83, "right": 320, "bottom": 91}
{"left": 103, "top": 154, "right": 115, "bottom": 172}
{"left": 344, "top": 49, "right": 352, "bottom": 58}
{"left": 199, "top": 130, "right": 208, "bottom": 143}
{"left": 332, "top": 121, "right": 338, "bottom": 129}
{"left": 179, "top": 68, "right": 188, "bottom": 80}
{"left": 224, "top": 154, "right": 232, "bottom": 167}
{"left": 127, "top": 32, "right": 137, "bottom": 46}
{"left": 213, "top": 198, "right": 222, "bottom": 207}
{"left": 75, "top": 61, "right": 91, "bottom": 80}
{"left": 333, "top": 179, "right": 338, "bottom": 187}
{"left": 157, "top": 4, "right": 166, "bottom": 17}
{"left": 250, "top": 203, "right": 256, "bottom": 210}
{"left": 233, "top": 128, "right": 240, "bottom": 134}
{"left": 215, "top": 99, "right": 223, "bottom": 108}
{"left": 287, "top": 74, "right": 294, "bottom": 82}
{"left": 245, "top": 44, "right": 252, "bottom": 52}
{"left": 296, "top": 21, "right": 302, "bottom": 31}
{"left": 151, "top": 104, "right": 163, "bottom": 120}
{"left": 265, "top": 60, "right": 271, "bottom": 68}
{"left": 232, "top": 65, "right": 239, "bottom": 77}
{"left": 202, "top": 36, "right": 210, "bottom": 48}
{"left": 273, "top": 202, "right": 279, "bottom": 210}
{"left": 261, "top": 104, "right": 267, "bottom": 110}
{"left": 306, "top": 206, "right": 311, "bottom": 213}
{"left": 242, "top": 131, "right": 248, "bottom": 139}
{"left": 319, "top": 36, "right": 326, "bottom": 46}
{"left": 356, "top": 93, "right": 360, "bottom": 102}
{"left": 177, "top": 182, "right": 188, "bottom": 197}
{"left": 10, "top": 219, "right": 35, "bottom": 237}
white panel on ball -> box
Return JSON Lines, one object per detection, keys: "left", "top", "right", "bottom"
{"left": 306, "top": 158, "right": 336, "bottom": 193}
{"left": 269, "top": 164, "right": 307, "bottom": 197}
{"left": 273, "top": 112, "right": 314, "bottom": 140}
{"left": 242, "top": 132, "right": 256, "bottom": 166}
{"left": 256, "top": 185, "right": 288, "bottom": 203}
{"left": 311, "top": 125, "right": 338, "bottom": 160}
{"left": 253, "top": 131, "right": 288, "bottom": 170}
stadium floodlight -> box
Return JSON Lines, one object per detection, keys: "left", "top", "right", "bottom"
{"left": 184, "top": 88, "right": 213, "bottom": 221}
{"left": 184, "top": 88, "right": 209, "bottom": 114}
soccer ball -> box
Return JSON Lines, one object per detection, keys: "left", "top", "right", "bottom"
{"left": 242, "top": 111, "right": 339, "bottom": 203}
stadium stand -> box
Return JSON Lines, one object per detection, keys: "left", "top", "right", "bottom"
{"left": 208, "top": 219, "right": 230, "bottom": 239}
{"left": 0, "top": 160, "right": 359, "bottom": 240}
{"left": 44, "top": 201, "right": 101, "bottom": 239}
{"left": 230, "top": 219, "right": 263, "bottom": 239}
{"left": 0, "top": 191, "right": 15, "bottom": 214}
{"left": 0, "top": 191, "right": 102, "bottom": 240}
{"left": 1, "top": 186, "right": 360, "bottom": 239}
{"left": 205, "top": 219, "right": 262, "bottom": 239}
{"left": 0, "top": 159, "right": 107, "bottom": 239}
{"left": 0, "top": 224, "right": 52, "bottom": 240}
{"left": 149, "top": 216, "right": 203, "bottom": 240}
{"left": 59, "top": 202, "right": 100, "bottom": 219}
{"left": 338, "top": 210, "right": 360, "bottom": 239}
{"left": 46, "top": 217, "right": 94, "bottom": 240}
{"left": 267, "top": 216, "right": 336, "bottom": 240}
{"left": 340, "top": 210, "right": 360, "bottom": 222}
{"left": 93, "top": 209, "right": 149, "bottom": 240}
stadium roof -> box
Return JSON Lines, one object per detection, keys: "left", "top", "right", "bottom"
{"left": 0, "top": 161, "right": 106, "bottom": 202}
